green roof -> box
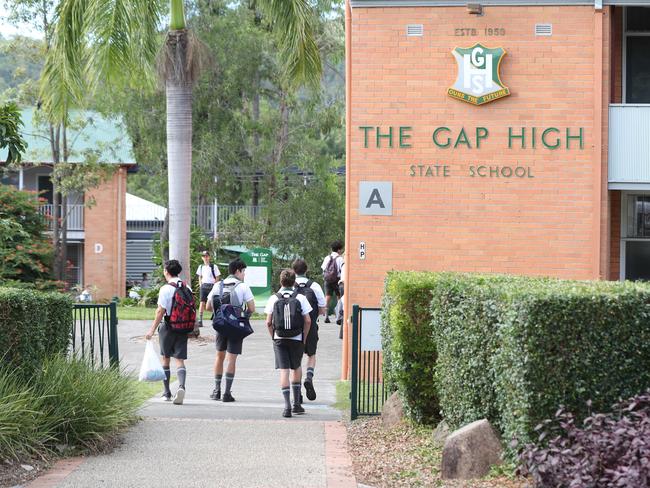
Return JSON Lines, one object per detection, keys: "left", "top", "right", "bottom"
{"left": 0, "top": 108, "right": 135, "bottom": 165}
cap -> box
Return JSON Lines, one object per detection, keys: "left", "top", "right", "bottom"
{"left": 201, "top": 250, "right": 210, "bottom": 256}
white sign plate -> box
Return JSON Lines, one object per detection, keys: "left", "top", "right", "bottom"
{"left": 361, "top": 309, "right": 382, "bottom": 351}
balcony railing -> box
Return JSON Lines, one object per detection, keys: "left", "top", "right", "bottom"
{"left": 39, "top": 204, "right": 84, "bottom": 231}
{"left": 609, "top": 104, "right": 650, "bottom": 186}
{"left": 126, "top": 205, "right": 263, "bottom": 234}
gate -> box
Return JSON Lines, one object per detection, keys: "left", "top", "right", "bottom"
{"left": 72, "top": 302, "right": 119, "bottom": 367}
{"left": 350, "top": 305, "right": 390, "bottom": 420}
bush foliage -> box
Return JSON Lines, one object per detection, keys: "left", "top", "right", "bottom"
{"left": 0, "top": 287, "right": 72, "bottom": 376}
{"left": 382, "top": 272, "right": 650, "bottom": 448}
{"left": 0, "top": 356, "right": 144, "bottom": 460}
{"left": 518, "top": 390, "right": 650, "bottom": 487}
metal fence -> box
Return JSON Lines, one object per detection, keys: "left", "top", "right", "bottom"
{"left": 350, "top": 305, "right": 389, "bottom": 420}
{"left": 72, "top": 302, "right": 119, "bottom": 367}
{"left": 126, "top": 204, "right": 263, "bottom": 234}
{"left": 39, "top": 204, "right": 84, "bottom": 231}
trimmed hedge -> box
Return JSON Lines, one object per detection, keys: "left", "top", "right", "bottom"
{"left": 381, "top": 272, "right": 441, "bottom": 424}
{"left": 0, "top": 288, "right": 72, "bottom": 376}
{"left": 382, "top": 272, "right": 650, "bottom": 447}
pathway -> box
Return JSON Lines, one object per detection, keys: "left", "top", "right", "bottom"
{"left": 26, "top": 318, "right": 357, "bottom": 488}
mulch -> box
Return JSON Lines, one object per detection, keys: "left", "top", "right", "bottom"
{"left": 345, "top": 417, "right": 527, "bottom": 488}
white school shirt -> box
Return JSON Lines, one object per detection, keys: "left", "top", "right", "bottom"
{"left": 265, "top": 287, "right": 313, "bottom": 341}
{"left": 321, "top": 252, "right": 343, "bottom": 278}
{"left": 196, "top": 263, "right": 220, "bottom": 285}
{"left": 295, "top": 276, "right": 326, "bottom": 309}
{"left": 157, "top": 278, "right": 192, "bottom": 315}
{"left": 206, "top": 276, "right": 254, "bottom": 307}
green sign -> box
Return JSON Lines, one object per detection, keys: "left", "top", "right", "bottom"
{"left": 239, "top": 247, "right": 273, "bottom": 308}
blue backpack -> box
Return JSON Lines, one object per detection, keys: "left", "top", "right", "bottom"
{"left": 211, "top": 281, "right": 253, "bottom": 339}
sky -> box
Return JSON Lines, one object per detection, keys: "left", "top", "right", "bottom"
{"left": 0, "top": 4, "right": 42, "bottom": 38}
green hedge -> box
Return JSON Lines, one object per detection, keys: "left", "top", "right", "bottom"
{"left": 381, "top": 272, "right": 441, "bottom": 424}
{"left": 0, "top": 288, "right": 72, "bottom": 376}
{"left": 382, "top": 272, "right": 650, "bottom": 446}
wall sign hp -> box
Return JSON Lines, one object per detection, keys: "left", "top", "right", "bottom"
{"left": 448, "top": 43, "right": 510, "bottom": 105}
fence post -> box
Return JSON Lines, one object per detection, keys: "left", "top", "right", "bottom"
{"left": 350, "top": 304, "right": 359, "bottom": 420}
{"left": 108, "top": 300, "right": 120, "bottom": 367}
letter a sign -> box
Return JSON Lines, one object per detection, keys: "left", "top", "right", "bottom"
{"left": 359, "top": 181, "right": 392, "bottom": 216}
{"left": 448, "top": 43, "right": 510, "bottom": 105}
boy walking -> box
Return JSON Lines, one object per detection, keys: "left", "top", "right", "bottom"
{"left": 145, "top": 259, "right": 192, "bottom": 405}
{"left": 206, "top": 258, "right": 255, "bottom": 402}
{"left": 196, "top": 250, "right": 221, "bottom": 328}
{"left": 265, "top": 269, "right": 312, "bottom": 418}
{"left": 321, "top": 240, "right": 344, "bottom": 323}
{"left": 292, "top": 259, "right": 326, "bottom": 401}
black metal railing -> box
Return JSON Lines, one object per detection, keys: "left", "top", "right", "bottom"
{"left": 72, "top": 302, "right": 119, "bottom": 367}
{"left": 350, "top": 305, "right": 389, "bottom": 420}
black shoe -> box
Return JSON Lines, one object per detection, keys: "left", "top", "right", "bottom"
{"left": 336, "top": 318, "right": 342, "bottom": 325}
{"left": 292, "top": 404, "right": 305, "bottom": 415}
{"left": 304, "top": 379, "right": 316, "bottom": 401}
{"left": 210, "top": 389, "right": 221, "bottom": 400}
{"left": 282, "top": 408, "right": 292, "bottom": 418}
{"left": 162, "top": 392, "right": 172, "bottom": 402}
{"left": 222, "top": 392, "right": 235, "bottom": 402}
{"left": 324, "top": 317, "right": 331, "bottom": 323}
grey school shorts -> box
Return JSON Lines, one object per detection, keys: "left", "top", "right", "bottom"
{"left": 158, "top": 322, "right": 188, "bottom": 360}
{"left": 273, "top": 339, "right": 304, "bottom": 370}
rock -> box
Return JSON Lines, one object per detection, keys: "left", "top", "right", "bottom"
{"left": 432, "top": 420, "right": 450, "bottom": 447}
{"left": 381, "top": 391, "right": 404, "bottom": 427}
{"left": 20, "top": 464, "right": 34, "bottom": 471}
{"left": 441, "top": 419, "right": 503, "bottom": 480}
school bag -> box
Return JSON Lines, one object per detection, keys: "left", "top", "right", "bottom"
{"left": 296, "top": 280, "right": 319, "bottom": 325}
{"left": 212, "top": 281, "right": 254, "bottom": 339}
{"left": 272, "top": 290, "right": 304, "bottom": 338}
{"left": 166, "top": 281, "right": 196, "bottom": 334}
{"left": 323, "top": 254, "right": 339, "bottom": 286}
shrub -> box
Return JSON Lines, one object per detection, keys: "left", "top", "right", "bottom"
{"left": 382, "top": 272, "right": 650, "bottom": 446}
{"left": 33, "top": 355, "right": 143, "bottom": 451}
{"left": 382, "top": 272, "right": 440, "bottom": 424}
{"left": 0, "top": 367, "right": 50, "bottom": 460}
{"left": 518, "top": 390, "right": 650, "bottom": 487}
{"left": 0, "top": 288, "right": 72, "bottom": 376}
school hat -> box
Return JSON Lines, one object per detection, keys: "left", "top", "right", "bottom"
{"left": 201, "top": 250, "right": 210, "bottom": 256}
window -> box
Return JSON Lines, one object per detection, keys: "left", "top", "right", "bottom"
{"left": 625, "top": 8, "right": 650, "bottom": 103}
{"left": 623, "top": 194, "right": 650, "bottom": 280}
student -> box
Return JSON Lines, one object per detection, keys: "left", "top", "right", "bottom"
{"left": 321, "top": 240, "right": 344, "bottom": 323}
{"left": 265, "top": 269, "right": 312, "bottom": 418}
{"left": 292, "top": 259, "right": 326, "bottom": 401}
{"left": 206, "top": 258, "right": 255, "bottom": 402}
{"left": 196, "top": 251, "right": 221, "bottom": 327}
{"left": 145, "top": 259, "right": 190, "bottom": 405}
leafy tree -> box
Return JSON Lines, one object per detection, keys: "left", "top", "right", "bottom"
{"left": 0, "top": 184, "right": 53, "bottom": 281}
{"left": 0, "top": 102, "right": 27, "bottom": 165}
{"left": 40, "top": 0, "right": 322, "bottom": 283}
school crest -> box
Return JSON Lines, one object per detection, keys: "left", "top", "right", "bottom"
{"left": 448, "top": 44, "right": 510, "bottom": 105}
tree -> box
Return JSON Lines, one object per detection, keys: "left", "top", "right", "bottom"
{"left": 0, "top": 184, "right": 53, "bottom": 282}
{"left": 40, "top": 0, "right": 322, "bottom": 282}
{"left": 0, "top": 102, "right": 27, "bottom": 165}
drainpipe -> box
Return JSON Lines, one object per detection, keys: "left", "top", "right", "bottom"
{"left": 342, "top": 0, "right": 352, "bottom": 381}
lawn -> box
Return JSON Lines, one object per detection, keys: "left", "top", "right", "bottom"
{"left": 116, "top": 306, "right": 156, "bottom": 320}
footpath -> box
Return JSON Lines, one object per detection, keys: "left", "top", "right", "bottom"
{"left": 26, "top": 319, "right": 357, "bottom": 488}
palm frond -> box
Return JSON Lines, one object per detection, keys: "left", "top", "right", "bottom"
{"left": 257, "top": 0, "right": 322, "bottom": 89}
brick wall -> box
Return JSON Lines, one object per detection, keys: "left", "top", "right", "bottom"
{"left": 610, "top": 190, "right": 621, "bottom": 280}
{"left": 83, "top": 168, "right": 127, "bottom": 300}
{"left": 347, "top": 5, "right": 609, "bottom": 308}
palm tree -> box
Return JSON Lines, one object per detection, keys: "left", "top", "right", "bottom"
{"left": 40, "top": 0, "right": 322, "bottom": 282}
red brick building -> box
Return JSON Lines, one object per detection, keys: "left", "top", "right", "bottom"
{"left": 343, "top": 1, "right": 650, "bottom": 373}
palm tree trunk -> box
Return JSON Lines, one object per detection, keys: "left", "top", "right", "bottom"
{"left": 166, "top": 80, "right": 192, "bottom": 283}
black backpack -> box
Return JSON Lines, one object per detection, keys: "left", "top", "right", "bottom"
{"left": 296, "top": 280, "right": 319, "bottom": 325}
{"left": 272, "top": 290, "right": 304, "bottom": 338}
{"left": 323, "top": 254, "right": 339, "bottom": 285}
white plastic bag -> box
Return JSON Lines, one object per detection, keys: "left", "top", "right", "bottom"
{"left": 138, "top": 340, "right": 165, "bottom": 382}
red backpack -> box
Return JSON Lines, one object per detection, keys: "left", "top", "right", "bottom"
{"left": 166, "top": 281, "right": 196, "bottom": 333}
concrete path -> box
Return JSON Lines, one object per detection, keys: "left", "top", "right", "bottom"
{"left": 27, "top": 319, "right": 357, "bottom": 488}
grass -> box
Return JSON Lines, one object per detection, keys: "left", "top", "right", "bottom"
{"left": 0, "top": 356, "right": 149, "bottom": 460}
{"left": 134, "top": 376, "right": 176, "bottom": 402}
{"left": 116, "top": 306, "right": 156, "bottom": 320}
{"left": 117, "top": 306, "right": 266, "bottom": 321}
{"left": 333, "top": 380, "right": 351, "bottom": 411}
